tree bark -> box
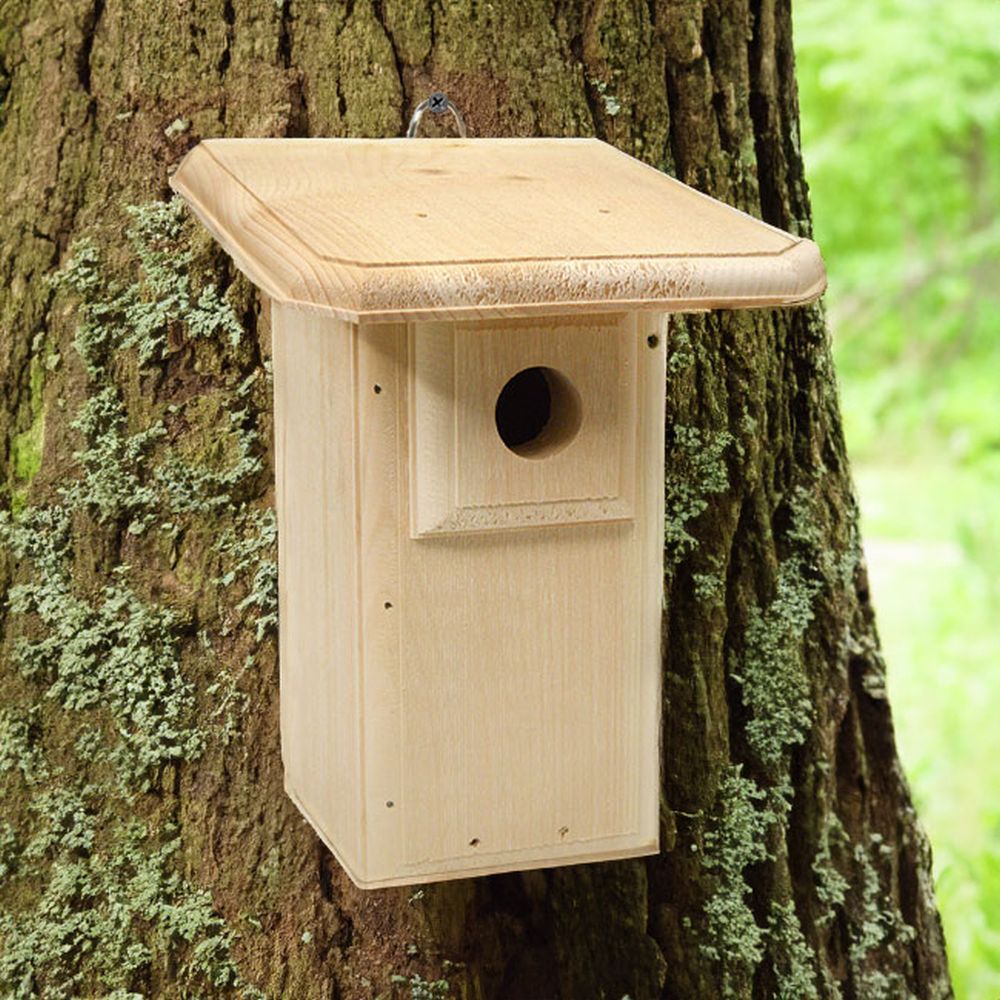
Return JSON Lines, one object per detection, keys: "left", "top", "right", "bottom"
{"left": 0, "top": 1, "right": 952, "bottom": 998}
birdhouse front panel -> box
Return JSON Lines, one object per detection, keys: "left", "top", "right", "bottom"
{"left": 170, "top": 135, "right": 825, "bottom": 888}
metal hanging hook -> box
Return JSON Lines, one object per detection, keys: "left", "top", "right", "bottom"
{"left": 406, "top": 91, "right": 467, "bottom": 138}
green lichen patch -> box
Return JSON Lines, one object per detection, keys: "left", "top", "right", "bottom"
{"left": 0, "top": 812, "right": 266, "bottom": 1000}
{"left": 692, "top": 558, "right": 726, "bottom": 605}
{"left": 50, "top": 201, "right": 242, "bottom": 379}
{"left": 2, "top": 514, "right": 203, "bottom": 790}
{"left": 730, "top": 558, "right": 820, "bottom": 773}
{"left": 205, "top": 653, "right": 257, "bottom": 749}
{"left": 0, "top": 824, "right": 19, "bottom": 883}
{"left": 664, "top": 424, "right": 734, "bottom": 567}
{"left": 60, "top": 387, "right": 166, "bottom": 531}
{"left": 665, "top": 323, "right": 696, "bottom": 375}
{"left": 214, "top": 506, "right": 278, "bottom": 642}
{"left": 812, "top": 812, "right": 849, "bottom": 926}
{"left": 727, "top": 485, "right": 837, "bottom": 778}
{"left": 156, "top": 373, "right": 264, "bottom": 518}
{"left": 0, "top": 706, "right": 48, "bottom": 784}
{"left": 848, "top": 837, "right": 918, "bottom": 1000}
{"left": 766, "top": 901, "right": 820, "bottom": 1000}
{"left": 389, "top": 972, "right": 450, "bottom": 1000}
{"left": 0, "top": 200, "right": 273, "bottom": 998}
{"left": 699, "top": 766, "right": 773, "bottom": 988}
{"left": 699, "top": 478, "right": 850, "bottom": 995}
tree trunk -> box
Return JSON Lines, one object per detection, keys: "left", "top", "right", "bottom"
{"left": 0, "top": 1, "right": 953, "bottom": 998}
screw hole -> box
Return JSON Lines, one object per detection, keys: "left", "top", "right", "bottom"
{"left": 373, "top": 384, "right": 382, "bottom": 394}
{"left": 384, "top": 601, "right": 393, "bottom": 610}
{"left": 469, "top": 837, "right": 480, "bottom": 847}
{"left": 386, "top": 800, "right": 394, "bottom": 808}
{"left": 646, "top": 334, "right": 659, "bottom": 349}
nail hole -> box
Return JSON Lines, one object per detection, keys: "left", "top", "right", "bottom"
{"left": 373, "top": 384, "right": 382, "bottom": 394}
{"left": 469, "top": 837, "right": 480, "bottom": 847}
{"left": 598, "top": 208, "right": 611, "bottom": 214}
{"left": 386, "top": 800, "right": 394, "bottom": 808}
{"left": 647, "top": 334, "right": 659, "bottom": 349}
{"left": 558, "top": 825, "right": 569, "bottom": 838}
{"left": 416, "top": 211, "right": 428, "bottom": 218}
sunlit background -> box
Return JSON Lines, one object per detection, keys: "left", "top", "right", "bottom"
{"left": 795, "top": 0, "right": 1000, "bottom": 994}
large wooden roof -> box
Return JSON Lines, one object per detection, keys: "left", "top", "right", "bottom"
{"left": 170, "top": 137, "right": 825, "bottom": 324}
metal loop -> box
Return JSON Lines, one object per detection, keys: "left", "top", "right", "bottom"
{"left": 406, "top": 91, "right": 467, "bottom": 138}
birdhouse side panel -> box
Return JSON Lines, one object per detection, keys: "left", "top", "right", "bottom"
{"left": 271, "top": 303, "right": 365, "bottom": 877}
{"left": 353, "top": 322, "right": 408, "bottom": 874}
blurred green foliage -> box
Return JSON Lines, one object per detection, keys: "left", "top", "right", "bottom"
{"left": 796, "top": 0, "right": 1000, "bottom": 995}
{"left": 796, "top": 0, "right": 999, "bottom": 462}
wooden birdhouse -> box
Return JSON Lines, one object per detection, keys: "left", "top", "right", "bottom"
{"left": 170, "top": 137, "right": 825, "bottom": 888}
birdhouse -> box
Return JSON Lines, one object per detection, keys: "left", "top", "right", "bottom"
{"left": 170, "top": 137, "right": 825, "bottom": 888}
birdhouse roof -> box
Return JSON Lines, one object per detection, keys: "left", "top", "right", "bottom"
{"left": 169, "top": 137, "right": 825, "bottom": 324}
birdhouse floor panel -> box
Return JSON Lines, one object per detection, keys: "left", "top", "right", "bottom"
{"left": 288, "top": 781, "right": 657, "bottom": 889}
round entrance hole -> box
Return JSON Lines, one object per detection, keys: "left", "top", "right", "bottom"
{"left": 494, "top": 366, "right": 582, "bottom": 459}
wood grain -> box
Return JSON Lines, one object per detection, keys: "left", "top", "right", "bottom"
{"left": 170, "top": 138, "right": 825, "bottom": 323}
{"left": 271, "top": 303, "right": 365, "bottom": 877}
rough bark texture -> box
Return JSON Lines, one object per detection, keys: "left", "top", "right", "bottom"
{"left": 0, "top": 1, "right": 953, "bottom": 998}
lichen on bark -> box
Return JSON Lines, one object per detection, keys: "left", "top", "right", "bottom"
{"left": 0, "top": 201, "right": 274, "bottom": 998}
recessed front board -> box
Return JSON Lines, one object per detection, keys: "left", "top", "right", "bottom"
{"left": 409, "top": 314, "right": 638, "bottom": 534}
{"left": 272, "top": 304, "right": 666, "bottom": 887}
